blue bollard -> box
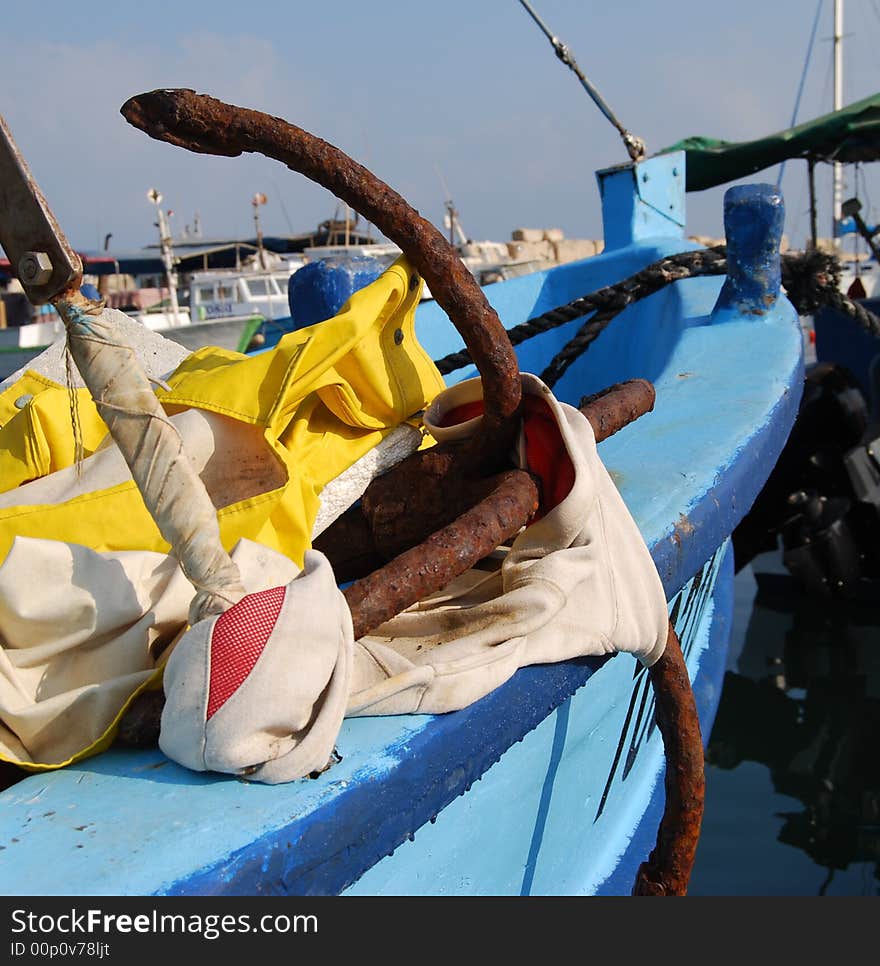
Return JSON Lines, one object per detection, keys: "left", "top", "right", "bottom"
{"left": 287, "top": 257, "right": 386, "bottom": 330}
{"left": 712, "top": 183, "right": 784, "bottom": 321}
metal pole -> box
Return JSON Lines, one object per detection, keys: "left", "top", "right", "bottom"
{"left": 832, "top": 0, "right": 844, "bottom": 247}
{"left": 157, "top": 206, "right": 181, "bottom": 326}
{"left": 808, "top": 158, "right": 818, "bottom": 249}
{"left": 253, "top": 201, "right": 266, "bottom": 269}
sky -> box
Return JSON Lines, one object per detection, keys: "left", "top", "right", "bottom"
{"left": 2, "top": 0, "right": 880, "bottom": 255}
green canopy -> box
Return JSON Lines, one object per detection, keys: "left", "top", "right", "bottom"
{"left": 659, "top": 92, "right": 880, "bottom": 191}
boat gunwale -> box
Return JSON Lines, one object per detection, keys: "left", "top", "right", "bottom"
{"left": 0, "top": 239, "right": 803, "bottom": 895}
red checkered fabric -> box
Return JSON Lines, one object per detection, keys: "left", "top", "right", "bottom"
{"left": 206, "top": 585, "right": 287, "bottom": 719}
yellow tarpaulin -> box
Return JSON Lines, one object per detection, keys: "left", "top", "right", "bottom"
{"left": 0, "top": 256, "right": 445, "bottom": 769}
{"left": 0, "top": 257, "right": 444, "bottom": 569}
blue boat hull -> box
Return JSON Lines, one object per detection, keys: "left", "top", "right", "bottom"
{"left": 344, "top": 543, "right": 733, "bottom": 896}
{"left": 814, "top": 297, "right": 880, "bottom": 417}
{"left": 0, "top": 161, "right": 804, "bottom": 896}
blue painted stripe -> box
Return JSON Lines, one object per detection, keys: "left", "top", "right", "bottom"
{"left": 520, "top": 700, "right": 572, "bottom": 896}
{"left": 595, "top": 541, "right": 734, "bottom": 895}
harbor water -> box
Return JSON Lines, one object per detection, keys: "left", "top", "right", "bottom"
{"left": 688, "top": 549, "right": 880, "bottom": 896}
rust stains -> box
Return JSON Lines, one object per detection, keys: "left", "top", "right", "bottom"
{"left": 632, "top": 622, "right": 705, "bottom": 895}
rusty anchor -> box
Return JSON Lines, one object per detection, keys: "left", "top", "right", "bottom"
{"left": 116, "top": 89, "right": 702, "bottom": 896}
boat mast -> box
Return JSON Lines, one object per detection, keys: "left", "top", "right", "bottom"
{"left": 435, "top": 165, "right": 468, "bottom": 247}
{"left": 148, "top": 187, "right": 181, "bottom": 326}
{"left": 252, "top": 191, "right": 268, "bottom": 269}
{"left": 832, "top": 0, "right": 844, "bottom": 247}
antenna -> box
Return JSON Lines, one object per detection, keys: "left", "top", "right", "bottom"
{"left": 832, "top": 0, "right": 844, "bottom": 246}
{"left": 435, "top": 165, "right": 469, "bottom": 246}
{"left": 252, "top": 191, "right": 268, "bottom": 269}
{"left": 148, "top": 187, "right": 181, "bottom": 325}
{"left": 270, "top": 179, "right": 296, "bottom": 234}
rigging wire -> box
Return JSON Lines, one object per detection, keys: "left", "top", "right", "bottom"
{"left": 855, "top": 0, "right": 880, "bottom": 245}
{"left": 777, "top": 0, "right": 824, "bottom": 191}
{"left": 804, "top": 38, "right": 837, "bottom": 245}
{"left": 858, "top": 161, "right": 873, "bottom": 220}
{"left": 516, "top": 0, "right": 646, "bottom": 162}
{"left": 270, "top": 179, "right": 296, "bottom": 235}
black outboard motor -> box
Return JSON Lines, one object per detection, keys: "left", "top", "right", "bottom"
{"left": 733, "top": 362, "right": 880, "bottom": 599}
{"left": 780, "top": 490, "right": 863, "bottom": 598}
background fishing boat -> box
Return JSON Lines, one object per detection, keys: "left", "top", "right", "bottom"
{"left": 635, "top": 3, "right": 879, "bottom": 614}
{"left": 692, "top": 555, "right": 880, "bottom": 894}
{"left": 0, "top": 215, "right": 303, "bottom": 378}
{"left": 0, "top": 273, "right": 271, "bottom": 381}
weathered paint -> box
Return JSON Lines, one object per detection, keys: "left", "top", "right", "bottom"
{"left": 286, "top": 257, "right": 385, "bottom": 331}
{"left": 0, "top": 174, "right": 803, "bottom": 896}
{"left": 814, "top": 298, "right": 880, "bottom": 416}
{"left": 344, "top": 542, "right": 733, "bottom": 895}
{"left": 712, "top": 184, "right": 784, "bottom": 322}
{"left": 595, "top": 542, "right": 733, "bottom": 896}
{"left": 596, "top": 151, "right": 686, "bottom": 252}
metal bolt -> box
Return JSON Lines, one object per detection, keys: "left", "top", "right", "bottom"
{"left": 14, "top": 394, "right": 33, "bottom": 409}
{"left": 393, "top": 328, "right": 404, "bottom": 345}
{"left": 18, "top": 251, "right": 53, "bottom": 286}
{"left": 409, "top": 273, "right": 419, "bottom": 292}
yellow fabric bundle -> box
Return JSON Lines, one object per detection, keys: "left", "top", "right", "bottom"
{"left": 0, "top": 257, "right": 445, "bottom": 769}
{"left": 0, "top": 257, "right": 444, "bottom": 569}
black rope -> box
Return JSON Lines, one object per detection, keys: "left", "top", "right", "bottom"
{"left": 540, "top": 247, "right": 726, "bottom": 389}
{"left": 821, "top": 288, "right": 880, "bottom": 337}
{"left": 432, "top": 246, "right": 880, "bottom": 388}
{"left": 779, "top": 248, "right": 841, "bottom": 316}
{"left": 780, "top": 249, "right": 880, "bottom": 336}
{"left": 434, "top": 247, "right": 726, "bottom": 378}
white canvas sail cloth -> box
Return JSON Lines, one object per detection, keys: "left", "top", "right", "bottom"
{"left": 0, "top": 538, "right": 300, "bottom": 767}
{"left": 158, "top": 373, "right": 669, "bottom": 783}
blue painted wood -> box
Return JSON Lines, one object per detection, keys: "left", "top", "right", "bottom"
{"left": 713, "top": 183, "right": 784, "bottom": 322}
{"left": 596, "top": 151, "right": 686, "bottom": 251}
{"left": 344, "top": 541, "right": 734, "bottom": 895}
{"left": 0, "top": 160, "right": 804, "bottom": 896}
{"left": 286, "top": 257, "right": 385, "bottom": 330}
{"left": 814, "top": 298, "right": 880, "bottom": 417}
{"left": 595, "top": 542, "right": 734, "bottom": 895}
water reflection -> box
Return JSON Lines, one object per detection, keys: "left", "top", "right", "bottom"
{"left": 704, "top": 563, "right": 880, "bottom": 894}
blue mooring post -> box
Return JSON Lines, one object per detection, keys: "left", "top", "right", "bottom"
{"left": 712, "top": 183, "right": 784, "bottom": 323}
{"left": 287, "top": 257, "right": 386, "bottom": 330}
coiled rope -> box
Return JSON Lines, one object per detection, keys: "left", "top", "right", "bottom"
{"left": 433, "top": 246, "right": 880, "bottom": 390}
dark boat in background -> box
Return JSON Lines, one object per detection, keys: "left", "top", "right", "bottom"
{"left": 690, "top": 560, "right": 880, "bottom": 895}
